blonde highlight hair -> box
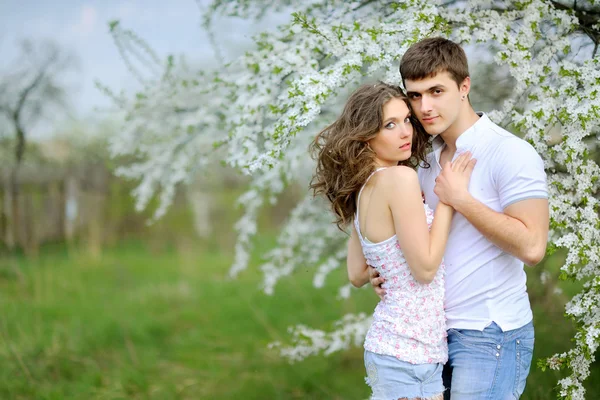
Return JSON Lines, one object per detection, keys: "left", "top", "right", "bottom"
{"left": 310, "top": 82, "right": 430, "bottom": 231}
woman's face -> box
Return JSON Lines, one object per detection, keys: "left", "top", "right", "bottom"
{"left": 368, "top": 97, "right": 414, "bottom": 167}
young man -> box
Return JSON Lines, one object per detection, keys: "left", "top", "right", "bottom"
{"left": 365, "top": 38, "right": 549, "bottom": 398}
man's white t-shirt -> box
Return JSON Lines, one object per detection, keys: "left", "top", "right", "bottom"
{"left": 418, "top": 113, "right": 548, "bottom": 331}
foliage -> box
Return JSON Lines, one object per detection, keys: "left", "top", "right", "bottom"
{"left": 0, "top": 241, "right": 597, "bottom": 399}
{"left": 107, "top": 1, "right": 600, "bottom": 398}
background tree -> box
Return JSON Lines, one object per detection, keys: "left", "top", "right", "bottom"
{"left": 0, "top": 39, "right": 77, "bottom": 252}
{"left": 108, "top": 0, "right": 600, "bottom": 398}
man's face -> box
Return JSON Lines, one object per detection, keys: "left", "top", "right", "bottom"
{"left": 405, "top": 71, "right": 466, "bottom": 136}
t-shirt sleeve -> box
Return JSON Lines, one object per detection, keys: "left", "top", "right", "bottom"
{"left": 495, "top": 138, "right": 548, "bottom": 209}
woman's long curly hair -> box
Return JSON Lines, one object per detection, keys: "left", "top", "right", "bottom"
{"left": 310, "top": 82, "right": 431, "bottom": 231}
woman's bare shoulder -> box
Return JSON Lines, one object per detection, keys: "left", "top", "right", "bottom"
{"left": 378, "top": 165, "right": 418, "bottom": 184}
{"left": 375, "top": 166, "right": 421, "bottom": 200}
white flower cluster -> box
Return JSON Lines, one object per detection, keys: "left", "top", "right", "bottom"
{"left": 109, "top": 0, "right": 599, "bottom": 397}
{"left": 269, "top": 313, "right": 371, "bottom": 362}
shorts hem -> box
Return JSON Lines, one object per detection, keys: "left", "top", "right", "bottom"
{"left": 369, "top": 391, "right": 444, "bottom": 400}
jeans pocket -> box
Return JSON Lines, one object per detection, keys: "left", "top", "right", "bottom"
{"left": 513, "top": 338, "right": 534, "bottom": 398}
{"left": 413, "top": 362, "right": 443, "bottom": 384}
{"left": 448, "top": 328, "right": 500, "bottom": 358}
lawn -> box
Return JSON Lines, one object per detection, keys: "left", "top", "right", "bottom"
{"left": 0, "top": 238, "right": 598, "bottom": 399}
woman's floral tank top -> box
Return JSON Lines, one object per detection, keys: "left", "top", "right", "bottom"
{"left": 354, "top": 167, "right": 447, "bottom": 364}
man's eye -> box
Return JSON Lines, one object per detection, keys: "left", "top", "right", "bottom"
{"left": 434, "top": 89, "right": 442, "bottom": 94}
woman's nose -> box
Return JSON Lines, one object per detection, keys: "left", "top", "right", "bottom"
{"left": 399, "top": 125, "right": 412, "bottom": 138}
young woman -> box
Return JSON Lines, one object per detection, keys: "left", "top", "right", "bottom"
{"left": 310, "top": 82, "right": 475, "bottom": 400}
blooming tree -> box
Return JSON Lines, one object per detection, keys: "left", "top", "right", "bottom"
{"left": 108, "top": 0, "right": 600, "bottom": 398}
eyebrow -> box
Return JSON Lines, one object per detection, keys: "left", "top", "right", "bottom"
{"left": 406, "top": 84, "right": 446, "bottom": 95}
{"left": 383, "top": 111, "right": 412, "bottom": 122}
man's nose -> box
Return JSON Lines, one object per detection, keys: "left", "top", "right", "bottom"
{"left": 420, "top": 95, "right": 433, "bottom": 114}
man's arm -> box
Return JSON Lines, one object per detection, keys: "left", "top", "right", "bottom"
{"left": 348, "top": 227, "right": 386, "bottom": 299}
{"left": 450, "top": 196, "right": 548, "bottom": 266}
{"left": 435, "top": 138, "right": 549, "bottom": 266}
{"left": 347, "top": 225, "right": 370, "bottom": 287}
{"left": 435, "top": 160, "right": 549, "bottom": 265}
{"left": 368, "top": 266, "right": 386, "bottom": 300}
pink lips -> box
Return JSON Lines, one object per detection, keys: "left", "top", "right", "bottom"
{"left": 422, "top": 116, "right": 438, "bottom": 124}
{"left": 400, "top": 143, "right": 411, "bottom": 150}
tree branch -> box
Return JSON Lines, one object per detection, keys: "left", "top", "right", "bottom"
{"left": 13, "top": 68, "right": 47, "bottom": 123}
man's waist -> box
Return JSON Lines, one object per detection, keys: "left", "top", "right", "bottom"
{"left": 445, "top": 301, "right": 532, "bottom": 331}
{"left": 446, "top": 316, "right": 533, "bottom": 332}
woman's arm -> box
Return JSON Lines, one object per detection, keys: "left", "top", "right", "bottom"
{"left": 347, "top": 224, "right": 369, "bottom": 287}
{"left": 381, "top": 154, "right": 474, "bottom": 284}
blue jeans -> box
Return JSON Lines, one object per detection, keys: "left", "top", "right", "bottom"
{"left": 442, "top": 321, "right": 534, "bottom": 400}
{"left": 364, "top": 350, "right": 445, "bottom": 399}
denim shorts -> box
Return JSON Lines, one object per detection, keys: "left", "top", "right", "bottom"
{"left": 364, "top": 350, "right": 445, "bottom": 399}
{"left": 443, "top": 320, "right": 535, "bottom": 400}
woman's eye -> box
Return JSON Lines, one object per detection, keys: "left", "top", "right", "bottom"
{"left": 385, "top": 122, "right": 396, "bottom": 129}
{"left": 404, "top": 117, "right": 411, "bottom": 124}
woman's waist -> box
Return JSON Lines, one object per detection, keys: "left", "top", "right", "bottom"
{"left": 363, "top": 339, "right": 448, "bottom": 364}
{"left": 376, "top": 266, "right": 445, "bottom": 287}
{"left": 374, "top": 304, "right": 445, "bottom": 322}
{"left": 379, "top": 281, "right": 445, "bottom": 300}
{"left": 374, "top": 300, "right": 445, "bottom": 327}
{"left": 365, "top": 320, "right": 447, "bottom": 348}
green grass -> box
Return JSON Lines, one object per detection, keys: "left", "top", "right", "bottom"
{"left": 0, "top": 240, "right": 598, "bottom": 399}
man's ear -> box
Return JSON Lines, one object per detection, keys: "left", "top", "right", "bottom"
{"left": 460, "top": 76, "right": 471, "bottom": 98}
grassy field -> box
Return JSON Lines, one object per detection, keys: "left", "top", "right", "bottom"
{"left": 0, "top": 237, "right": 598, "bottom": 399}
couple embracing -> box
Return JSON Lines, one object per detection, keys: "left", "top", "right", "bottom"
{"left": 311, "top": 38, "right": 549, "bottom": 400}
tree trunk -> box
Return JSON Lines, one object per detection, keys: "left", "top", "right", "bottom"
{"left": 10, "top": 119, "right": 25, "bottom": 253}
{"left": 9, "top": 168, "right": 20, "bottom": 252}
{"left": 1, "top": 179, "right": 13, "bottom": 249}
{"left": 23, "top": 190, "right": 38, "bottom": 258}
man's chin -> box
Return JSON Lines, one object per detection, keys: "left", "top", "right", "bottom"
{"left": 424, "top": 127, "right": 445, "bottom": 136}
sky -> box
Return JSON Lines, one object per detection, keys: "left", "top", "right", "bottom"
{"left": 0, "top": 0, "right": 290, "bottom": 137}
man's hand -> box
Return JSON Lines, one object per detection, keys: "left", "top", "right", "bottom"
{"left": 369, "top": 266, "right": 386, "bottom": 300}
{"left": 434, "top": 151, "right": 476, "bottom": 208}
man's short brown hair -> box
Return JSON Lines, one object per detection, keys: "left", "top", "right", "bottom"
{"left": 399, "top": 37, "right": 469, "bottom": 87}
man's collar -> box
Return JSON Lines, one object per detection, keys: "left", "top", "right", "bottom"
{"left": 456, "top": 112, "right": 487, "bottom": 151}
{"left": 430, "top": 112, "right": 488, "bottom": 153}
{"left": 431, "top": 135, "right": 445, "bottom": 152}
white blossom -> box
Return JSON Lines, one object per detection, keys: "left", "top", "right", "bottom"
{"left": 107, "top": 1, "right": 600, "bottom": 397}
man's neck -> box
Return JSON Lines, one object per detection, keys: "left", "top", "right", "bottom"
{"left": 439, "top": 107, "right": 481, "bottom": 153}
